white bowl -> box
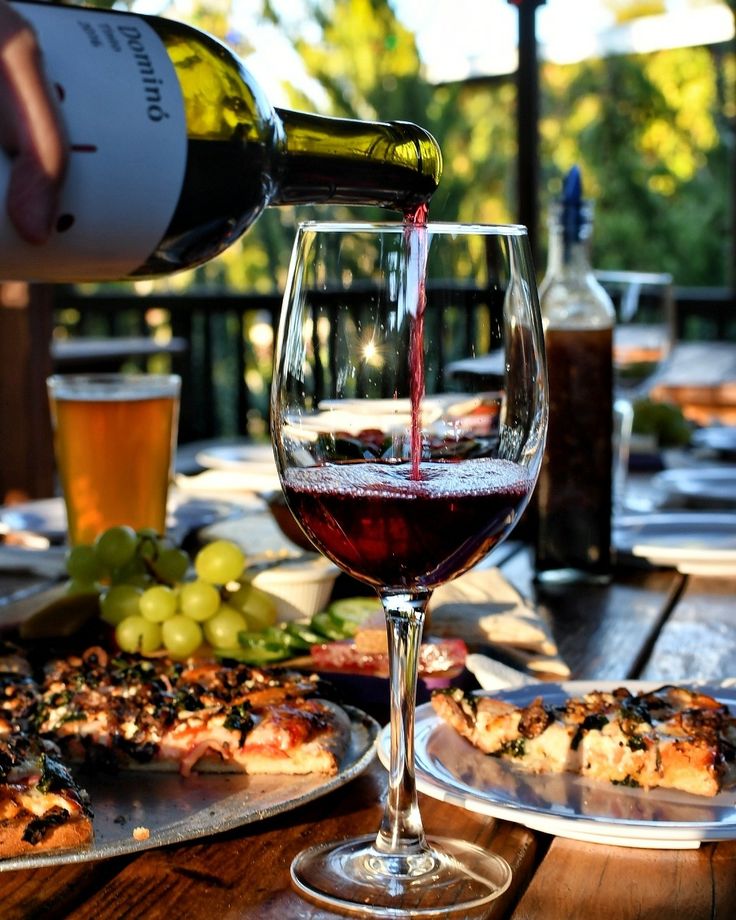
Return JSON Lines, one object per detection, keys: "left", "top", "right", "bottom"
{"left": 249, "top": 556, "right": 340, "bottom": 621}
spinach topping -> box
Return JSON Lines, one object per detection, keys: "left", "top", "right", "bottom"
{"left": 22, "top": 806, "right": 70, "bottom": 846}
{"left": 611, "top": 775, "right": 641, "bottom": 788}
{"left": 571, "top": 713, "right": 609, "bottom": 751}
{"left": 497, "top": 737, "right": 526, "bottom": 758}
{"left": 38, "top": 753, "right": 74, "bottom": 794}
{"left": 627, "top": 734, "right": 648, "bottom": 751}
{"left": 224, "top": 704, "right": 254, "bottom": 746}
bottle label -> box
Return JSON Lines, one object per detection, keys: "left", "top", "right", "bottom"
{"left": 1, "top": 4, "right": 186, "bottom": 280}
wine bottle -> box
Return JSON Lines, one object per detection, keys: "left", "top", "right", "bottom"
{"left": 1, "top": 1, "right": 442, "bottom": 282}
{"left": 534, "top": 165, "right": 615, "bottom": 584}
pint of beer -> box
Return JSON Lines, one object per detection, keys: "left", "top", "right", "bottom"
{"left": 47, "top": 374, "right": 181, "bottom": 545}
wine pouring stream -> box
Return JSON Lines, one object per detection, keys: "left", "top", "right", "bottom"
{"left": 272, "top": 220, "right": 548, "bottom": 915}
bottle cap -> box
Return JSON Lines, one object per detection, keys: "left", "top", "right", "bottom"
{"left": 561, "top": 165, "right": 584, "bottom": 246}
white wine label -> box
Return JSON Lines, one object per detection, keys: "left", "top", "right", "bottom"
{"left": 0, "top": 4, "right": 187, "bottom": 280}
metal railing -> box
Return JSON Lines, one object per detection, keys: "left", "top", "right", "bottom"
{"left": 51, "top": 282, "right": 735, "bottom": 444}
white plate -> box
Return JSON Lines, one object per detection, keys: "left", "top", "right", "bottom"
{"left": 0, "top": 707, "right": 378, "bottom": 871}
{"left": 0, "top": 493, "right": 241, "bottom": 545}
{"left": 653, "top": 467, "right": 736, "bottom": 508}
{"left": 378, "top": 682, "right": 736, "bottom": 848}
{"left": 191, "top": 443, "right": 281, "bottom": 493}
{"left": 692, "top": 427, "right": 736, "bottom": 456}
{"left": 613, "top": 512, "right": 736, "bottom": 572}
{"left": 194, "top": 442, "right": 277, "bottom": 474}
{"left": 292, "top": 396, "right": 485, "bottom": 436}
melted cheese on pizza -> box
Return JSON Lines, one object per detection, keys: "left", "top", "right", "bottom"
{"left": 431, "top": 685, "right": 736, "bottom": 797}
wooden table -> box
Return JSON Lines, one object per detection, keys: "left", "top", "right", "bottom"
{"left": 0, "top": 543, "right": 734, "bottom": 918}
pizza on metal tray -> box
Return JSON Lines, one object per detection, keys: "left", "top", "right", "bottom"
{"left": 0, "top": 644, "right": 352, "bottom": 860}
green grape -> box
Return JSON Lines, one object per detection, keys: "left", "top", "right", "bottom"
{"left": 65, "top": 544, "right": 102, "bottom": 583}
{"left": 227, "top": 583, "right": 277, "bottom": 631}
{"left": 110, "top": 557, "right": 151, "bottom": 588}
{"left": 139, "top": 585, "right": 177, "bottom": 623}
{"left": 195, "top": 540, "right": 246, "bottom": 585}
{"left": 100, "top": 584, "right": 143, "bottom": 626}
{"left": 94, "top": 525, "right": 138, "bottom": 570}
{"left": 136, "top": 530, "right": 161, "bottom": 562}
{"left": 65, "top": 578, "right": 99, "bottom": 597}
{"left": 153, "top": 546, "right": 190, "bottom": 584}
{"left": 178, "top": 580, "right": 221, "bottom": 622}
{"left": 115, "top": 615, "right": 162, "bottom": 654}
{"left": 137, "top": 527, "right": 161, "bottom": 540}
{"left": 162, "top": 615, "right": 203, "bottom": 658}
{"left": 203, "top": 605, "right": 248, "bottom": 649}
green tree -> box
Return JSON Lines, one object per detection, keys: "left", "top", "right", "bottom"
{"left": 539, "top": 45, "right": 731, "bottom": 286}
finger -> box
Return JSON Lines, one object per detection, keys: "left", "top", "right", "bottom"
{"left": 0, "top": 7, "right": 67, "bottom": 243}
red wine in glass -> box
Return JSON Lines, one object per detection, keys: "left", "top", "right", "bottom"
{"left": 282, "top": 457, "right": 533, "bottom": 589}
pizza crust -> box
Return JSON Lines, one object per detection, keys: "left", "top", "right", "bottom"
{"left": 0, "top": 811, "right": 93, "bottom": 859}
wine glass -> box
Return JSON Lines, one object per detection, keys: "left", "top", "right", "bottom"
{"left": 609, "top": 272, "right": 675, "bottom": 398}
{"left": 608, "top": 272, "right": 675, "bottom": 510}
{"left": 271, "top": 221, "right": 547, "bottom": 916}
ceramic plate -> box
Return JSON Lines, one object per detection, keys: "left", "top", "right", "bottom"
{"left": 613, "top": 512, "right": 736, "bottom": 573}
{"left": 691, "top": 427, "right": 736, "bottom": 457}
{"left": 0, "top": 493, "right": 242, "bottom": 545}
{"left": 191, "top": 444, "right": 281, "bottom": 493}
{"left": 0, "top": 707, "right": 378, "bottom": 871}
{"left": 378, "top": 682, "right": 736, "bottom": 848}
{"left": 194, "top": 443, "right": 277, "bottom": 473}
{"left": 653, "top": 467, "right": 736, "bottom": 509}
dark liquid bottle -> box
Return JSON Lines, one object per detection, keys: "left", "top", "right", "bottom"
{"left": 535, "top": 166, "right": 614, "bottom": 584}
{"left": 2, "top": 2, "right": 442, "bottom": 282}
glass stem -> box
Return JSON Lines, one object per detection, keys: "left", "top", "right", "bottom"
{"left": 375, "top": 589, "right": 431, "bottom": 859}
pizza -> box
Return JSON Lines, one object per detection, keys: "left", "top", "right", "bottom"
{"left": 0, "top": 647, "right": 93, "bottom": 858}
{"left": 0, "top": 643, "right": 353, "bottom": 860}
{"left": 431, "top": 684, "right": 736, "bottom": 797}
{"left": 36, "top": 646, "right": 352, "bottom": 778}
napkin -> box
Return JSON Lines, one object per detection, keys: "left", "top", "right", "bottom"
{"left": 463, "top": 653, "right": 542, "bottom": 690}
{"left": 428, "top": 567, "right": 570, "bottom": 682}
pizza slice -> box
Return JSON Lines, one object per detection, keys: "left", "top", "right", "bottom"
{"left": 431, "top": 684, "right": 736, "bottom": 797}
{"left": 0, "top": 645, "right": 93, "bottom": 859}
{"left": 0, "top": 730, "right": 93, "bottom": 858}
{"left": 37, "top": 648, "right": 352, "bottom": 777}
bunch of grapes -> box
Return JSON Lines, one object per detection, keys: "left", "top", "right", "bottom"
{"left": 65, "top": 526, "right": 276, "bottom": 658}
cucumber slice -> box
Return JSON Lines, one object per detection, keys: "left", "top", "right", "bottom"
{"left": 284, "top": 621, "right": 324, "bottom": 648}
{"left": 327, "top": 597, "right": 381, "bottom": 623}
{"left": 213, "top": 644, "right": 287, "bottom": 664}
{"left": 310, "top": 610, "right": 352, "bottom": 641}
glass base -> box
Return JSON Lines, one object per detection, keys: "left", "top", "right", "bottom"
{"left": 290, "top": 834, "right": 512, "bottom": 917}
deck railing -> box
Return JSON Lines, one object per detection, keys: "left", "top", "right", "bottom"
{"left": 51, "top": 283, "right": 735, "bottom": 445}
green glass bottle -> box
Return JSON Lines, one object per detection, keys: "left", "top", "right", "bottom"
{"left": 2, "top": 2, "right": 442, "bottom": 281}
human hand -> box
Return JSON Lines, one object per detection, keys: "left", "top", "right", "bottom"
{"left": 0, "top": 0, "right": 66, "bottom": 244}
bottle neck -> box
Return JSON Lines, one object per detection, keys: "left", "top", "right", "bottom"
{"left": 270, "top": 109, "right": 442, "bottom": 214}
{"left": 540, "top": 201, "right": 615, "bottom": 327}
{"left": 544, "top": 202, "right": 595, "bottom": 280}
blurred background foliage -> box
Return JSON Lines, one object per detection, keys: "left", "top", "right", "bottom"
{"left": 83, "top": 0, "right": 734, "bottom": 293}
{"left": 60, "top": 0, "right": 734, "bottom": 439}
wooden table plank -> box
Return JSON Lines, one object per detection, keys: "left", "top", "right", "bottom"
{"left": 0, "top": 860, "right": 127, "bottom": 920}
{"left": 510, "top": 837, "right": 736, "bottom": 920}
{"left": 500, "top": 549, "right": 684, "bottom": 680}
{"left": 56, "top": 763, "right": 539, "bottom": 919}
{"left": 641, "top": 574, "right": 736, "bottom": 682}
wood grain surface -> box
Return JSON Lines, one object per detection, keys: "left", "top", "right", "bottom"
{"left": 0, "top": 549, "right": 734, "bottom": 918}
